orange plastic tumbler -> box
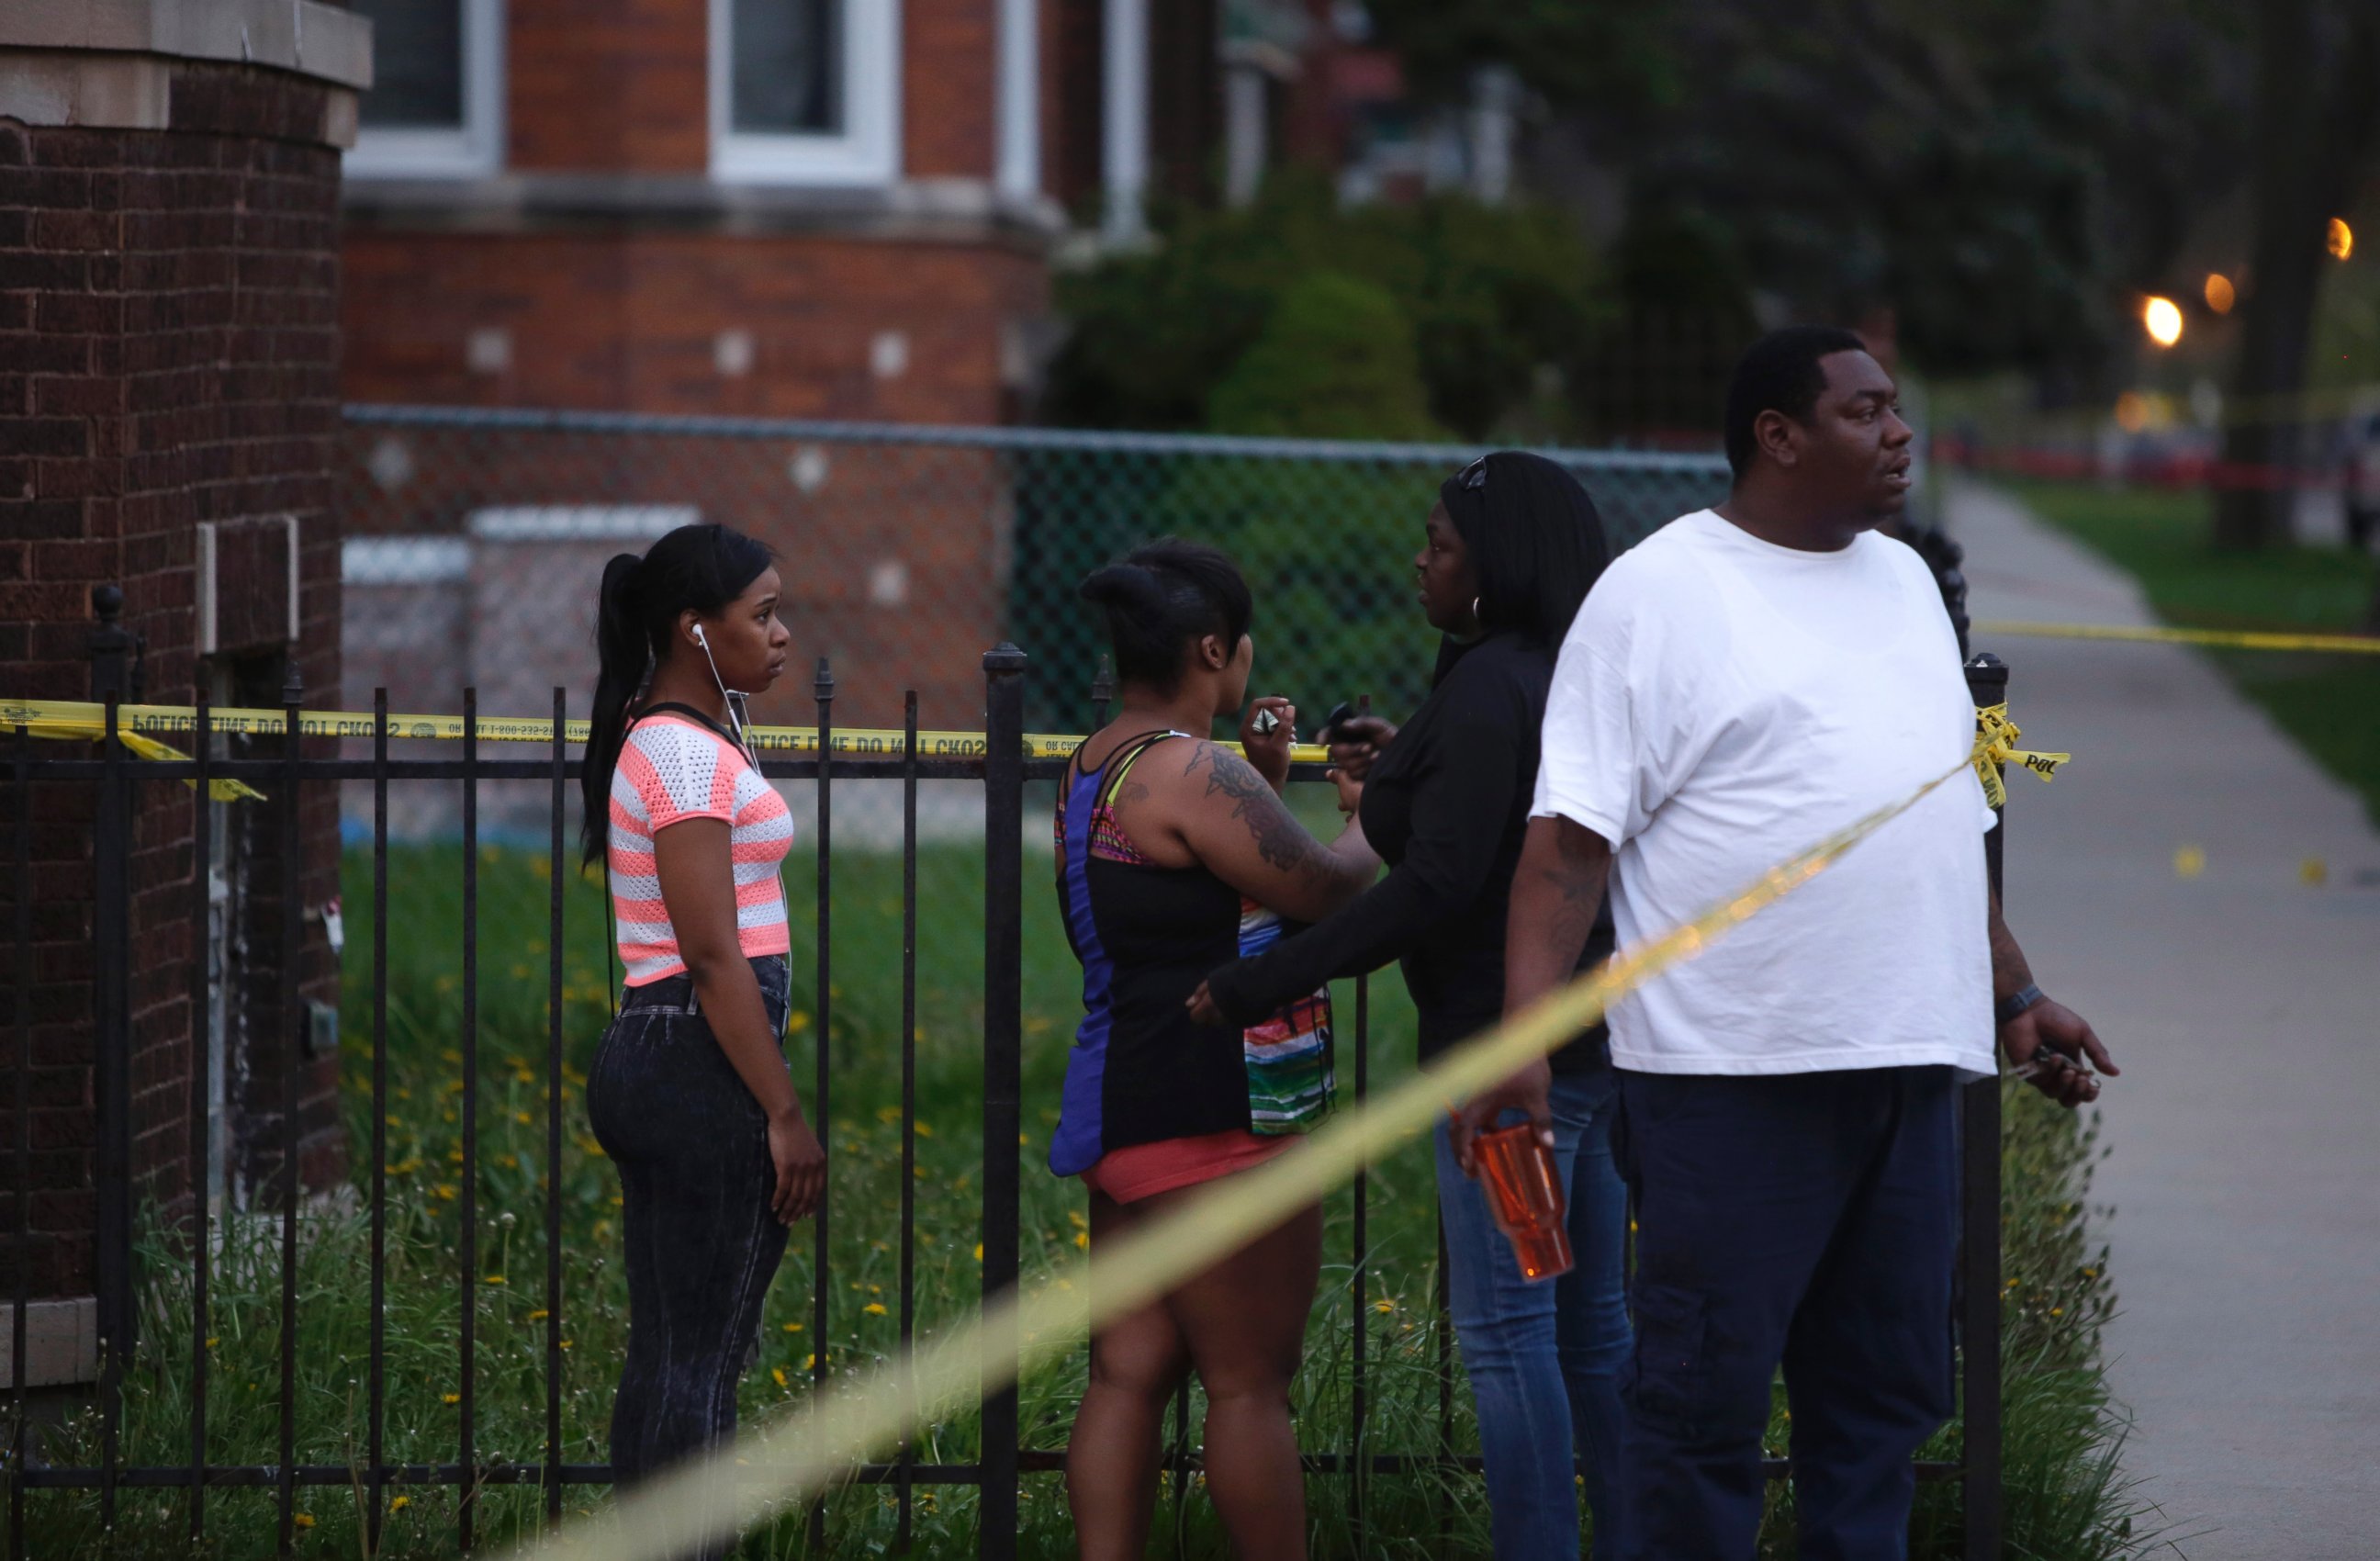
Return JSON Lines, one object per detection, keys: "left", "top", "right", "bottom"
{"left": 1473, "top": 1122, "right": 1574, "bottom": 1282}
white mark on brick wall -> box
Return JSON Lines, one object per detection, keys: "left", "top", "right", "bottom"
{"left": 870, "top": 330, "right": 909, "bottom": 380}
{"left": 367, "top": 436, "right": 415, "bottom": 492}
{"left": 467, "top": 327, "right": 511, "bottom": 376}
{"left": 715, "top": 329, "right": 756, "bottom": 377}
{"left": 868, "top": 559, "right": 909, "bottom": 608}
{"left": 789, "top": 446, "right": 830, "bottom": 493}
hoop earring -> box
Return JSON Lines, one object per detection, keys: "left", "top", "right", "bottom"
{"left": 1471, "top": 596, "right": 1482, "bottom": 622}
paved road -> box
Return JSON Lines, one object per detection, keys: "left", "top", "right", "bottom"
{"left": 1950, "top": 481, "right": 2380, "bottom": 1558}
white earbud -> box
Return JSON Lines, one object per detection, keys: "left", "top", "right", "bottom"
{"left": 688, "top": 619, "right": 752, "bottom": 757}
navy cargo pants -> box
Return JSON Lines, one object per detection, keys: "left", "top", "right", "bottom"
{"left": 1615, "top": 1065, "right": 1959, "bottom": 1561}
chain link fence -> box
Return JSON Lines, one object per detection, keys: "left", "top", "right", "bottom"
{"left": 338, "top": 406, "right": 1732, "bottom": 785}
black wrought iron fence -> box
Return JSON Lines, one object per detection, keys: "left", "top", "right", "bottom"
{"left": 2, "top": 612, "right": 2013, "bottom": 1559}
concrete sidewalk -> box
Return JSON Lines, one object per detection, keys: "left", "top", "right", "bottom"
{"left": 1949, "top": 481, "right": 2380, "bottom": 1558}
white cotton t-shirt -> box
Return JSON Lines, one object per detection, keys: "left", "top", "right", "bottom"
{"left": 1532, "top": 509, "right": 1996, "bottom": 1077}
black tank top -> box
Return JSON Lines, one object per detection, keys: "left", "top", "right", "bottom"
{"left": 1045, "top": 731, "right": 1332, "bottom": 1175}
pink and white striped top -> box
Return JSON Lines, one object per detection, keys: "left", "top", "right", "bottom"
{"left": 608, "top": 714, "right": 792, "bottom": 985}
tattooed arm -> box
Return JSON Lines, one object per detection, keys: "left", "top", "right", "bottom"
{"left": 1502, "top": 814, "right": 1614, "bottom": 1022}
{"left": 1171, "top": 740, "right": 1379, "bottom": 922}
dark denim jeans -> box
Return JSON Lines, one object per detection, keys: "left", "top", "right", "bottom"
{"left": 587, "top": 954, "right": 791, "bottom": 1512}
{"left": 1433, "top": 1067, "right": 1635, "bottom": 1560}
{"left": 1615, "top": 1065, "right": 1959, "bottom": 1561}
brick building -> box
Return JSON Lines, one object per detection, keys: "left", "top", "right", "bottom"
{"left": 0, "top": 0, "right": 368, "bottom": 1384}
{"left": 329, "top": 2, "right": 1407, "bottom": 738}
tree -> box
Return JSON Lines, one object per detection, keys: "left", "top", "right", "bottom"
{"left": 2216, "top": 0, "right": 2380, "bottom": 551}
{"left": 1377, "top": 0, "right": 2253, "bottom": 385}
{"left": 1040, "top": 176, "right": 1611, "bottom": 440}
{"left": 1205, "top": 272, "right": 1443, "bottom": 442}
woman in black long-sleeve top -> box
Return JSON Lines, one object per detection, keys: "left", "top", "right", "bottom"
{"left": 1191, "top": 451, "right": 1631, "bottom": 1560}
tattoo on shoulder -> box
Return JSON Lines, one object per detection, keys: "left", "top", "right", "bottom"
{"left": 1189, "top": 743, "right": 1328, "bottom": 879}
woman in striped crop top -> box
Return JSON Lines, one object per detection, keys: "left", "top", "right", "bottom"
{"left": 1051, "top": 541, "right": 1380, "bottom": 1561}
{"left": 577, "top": 522, "right": 823, "bottom": 1518}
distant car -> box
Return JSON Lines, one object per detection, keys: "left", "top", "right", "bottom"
{"left": 2348, "top": 410, "right": 2380, "bottom": 550}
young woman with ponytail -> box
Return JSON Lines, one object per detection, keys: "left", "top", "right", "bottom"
{"left": 1050, "top": 539, "right": 1380, "bottom": 1561}
{"left": 578, "top": 522, "right": 824, "bottom": 1510}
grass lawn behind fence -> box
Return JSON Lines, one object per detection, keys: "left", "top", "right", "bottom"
{"left": 17, "top": 824, "right": 2170, "bottom": 1557}
{"left": 2004, "top": 479, "right": 2380, "bottom": 826}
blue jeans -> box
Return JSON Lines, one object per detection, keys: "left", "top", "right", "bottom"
{"left": 1434, "top": 1067, "right": 1634, "bottom": 1560}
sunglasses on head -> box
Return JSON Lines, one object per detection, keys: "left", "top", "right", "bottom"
{"left": 1457, "top": 456, "right": 1489, "bottom": 491}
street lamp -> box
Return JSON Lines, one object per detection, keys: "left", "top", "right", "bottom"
{"left": 2142, "top": 296, "right": 2184, "bottom": 349}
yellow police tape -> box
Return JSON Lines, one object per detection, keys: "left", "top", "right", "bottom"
{"left": 0, "top": 699, "right": 1331, "bottom": 770}
{"left": 509, "top": 747, "right": 1998, "bottom": 1561}
{"left": 5, "top": 696, "right": 2057, "bottom": 816}
{"left": 1971, "top": 704, "right": 2066, "bottom": 810}
{"left": 1974, "top": 619, "right": 2380, "bottom": 655}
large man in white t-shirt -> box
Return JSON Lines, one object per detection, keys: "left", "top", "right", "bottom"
{"left": 1480, "top": 327, "right": 2117, "bottom": 1560}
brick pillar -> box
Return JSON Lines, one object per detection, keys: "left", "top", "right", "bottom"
{"left": 0, "top": 0, "right": 369, "bottom": 1387}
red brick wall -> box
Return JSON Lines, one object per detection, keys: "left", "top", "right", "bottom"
{"left": 0, "top": 62, "right": 349, "bottom": 1301}
{"left": 509, "top": 0, "right": 709, "bottom": 173}
{"left": 906, "top": 0, "right": 997, "bottom": 179}
{"left": 341, "top": 229, "right": 1048, "bottom": 423}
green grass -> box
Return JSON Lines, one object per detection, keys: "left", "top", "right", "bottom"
{"left": 10, "top": 835, "right": 2172, "bottom": 1557}
{"left": 2004, "top": 479, "right": 2380, "bottom": 826}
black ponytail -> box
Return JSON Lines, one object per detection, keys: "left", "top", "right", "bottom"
{"left": 1078, "top": 538, "right": 1252, "bottom": 695}
{"left": 579, "top": 522, "right": 774, "bottom": 865}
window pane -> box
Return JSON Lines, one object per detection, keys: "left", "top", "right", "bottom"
{"left": 733, "top": 0, "right": 843, "bottom": 135}
{"left": 354, "top": 0, "right": 466, "bottom": 129}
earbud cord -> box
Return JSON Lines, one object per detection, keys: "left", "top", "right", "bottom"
{"left": 693, "top": 627, "right": 756, "bottom": 760}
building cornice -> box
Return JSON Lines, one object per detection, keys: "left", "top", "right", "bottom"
{"left": 0, "top": 0, "right": 370, "bottom": 140}
{"left": 342, "top": 173, "right": 1072, "bottom": 252}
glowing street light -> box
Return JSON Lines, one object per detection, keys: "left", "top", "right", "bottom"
{"left": 2204, "top": 273, "right": 2236, "bottom": 314}
{"left": 2329, "top": 218, "right": 2354, "bottom": 261}
{"left": 2142, "top": 296, "right": 2184, "bottom": 348}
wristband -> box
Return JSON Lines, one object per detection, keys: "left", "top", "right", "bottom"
{"left": 1994, "top": 983, "right": 2044, "bottom": 1027}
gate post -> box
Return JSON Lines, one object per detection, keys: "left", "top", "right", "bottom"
{"left": 1961, "top": 651, "right": 2009, "bottom": 1559}
{"left": 979, "top": 643, "right": 1028, "bottom": 1561}
{"left": 86, "top": 586, "right": 137, "bottom": 1372}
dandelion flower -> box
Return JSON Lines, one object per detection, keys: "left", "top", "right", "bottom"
{"left": 443, "top": 1393, "right": 461, "bottom": 1405}
{"left": 389, "top": 1495, "right": 410, "bottom": 1512}
{"left": 205, "top": 1336, "right": 219, "bottom": 1349}
{"left": 864, "top": 1303, "right": 888, "bottom": 1316}
{"left": 1074, "top": 1232, "right": 1089, "bottom": 1251}
{"left": 528, "top": 1308, "right": 549, "bottom": 1322}
{"left": 1373, "top": 1299, "right": 1395, "bottom": 1314}
{"left": 782, "top": 1321, "right": 804, "bottom": 1333}
{"left": 294, "top": 1514, "right": 316, "bottom": 1530}
{"left": 772, "top": 1367, "right": 789, "bottom": 1387}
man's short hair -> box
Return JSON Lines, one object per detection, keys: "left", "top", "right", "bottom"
{"left": 1723, "top": 326, "right": 1872, "bottom": 479}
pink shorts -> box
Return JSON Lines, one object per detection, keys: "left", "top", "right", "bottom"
{"left": 1080, "top": 1129, "right": 1291, "bottom": 1204}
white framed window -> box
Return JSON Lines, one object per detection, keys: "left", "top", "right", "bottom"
{"left": 711, "top": 0, "right": 902, "bottom": 185}
{"left": 346, "top": 0, "right": 505, "bottom": 179}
